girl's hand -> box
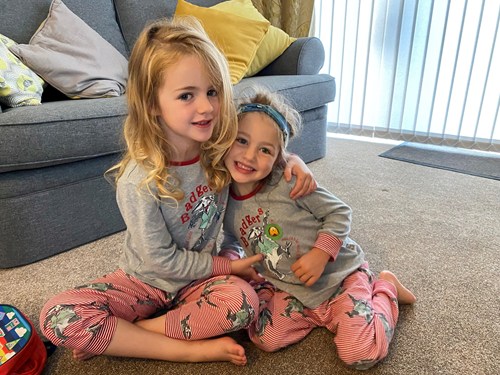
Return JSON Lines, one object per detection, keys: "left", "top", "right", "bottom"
{"left": 290, "top": 248, "right": 330, "bottom": 286}
{"left": 284, "top": 154, "right": 317, "bottom": 199}
{"left": 230, "top": 254, "right": 265, "bottom": 282}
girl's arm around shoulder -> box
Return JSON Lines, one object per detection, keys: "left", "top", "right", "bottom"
{"left": 284, "top": 153, "right": 317, "bottom": 199}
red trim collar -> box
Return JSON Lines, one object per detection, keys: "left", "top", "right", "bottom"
{"left": 170, "top": 155, "right": 200, "bottom": 166}
{"left": 229, "top": 181, "right": 265, "bottom": 200}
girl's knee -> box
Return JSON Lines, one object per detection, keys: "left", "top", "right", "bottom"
{"left": 39, "top": 301, "right": 80, "bottom": 345}
{"left": 216, "top": 276, "right": 260, "bottom": 311}
{"left": 336, "top": 340, "right": 388, "bottom": 370}
{"left": 204, "top": 276, "right": 260, "bottom": 329}
{"left": 39, "top": 292, "right": 112, "bottom": 348}
{"left": 335, "top": 328, "right": 390, "bottom": 370}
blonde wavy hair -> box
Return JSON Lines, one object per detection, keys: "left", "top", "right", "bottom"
{"left": 108, "top": 16, "right": 237, "bottom": 201}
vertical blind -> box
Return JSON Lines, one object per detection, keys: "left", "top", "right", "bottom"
{"left": 314, "top": 0, "right": 500, "bottom": 151}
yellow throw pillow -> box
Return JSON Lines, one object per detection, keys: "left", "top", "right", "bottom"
{"left": 212, "top": 0, "right": 296, "bottom": 77}
{"left": 175, "top": 0, "right": 269, "bottom": 84}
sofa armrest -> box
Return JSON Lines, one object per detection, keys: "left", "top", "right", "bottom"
{"left": 256, "top": 37, "right": 325, "bottom": 76}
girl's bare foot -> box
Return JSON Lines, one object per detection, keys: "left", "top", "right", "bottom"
{"left": 379, "top": 271, "right": 416, "bottom": 304}
{"left": 73, "top": 337, "right": 245, "bottom": 365}
{"left": 192, "top": 336, "right": 247, "bottom": 366}
{"left": 73, "top": 349, "right": 96, "bottom": 361}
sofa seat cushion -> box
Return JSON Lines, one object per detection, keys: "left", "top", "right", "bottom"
{"left": 0, "top": 96, "right": 127, "bottom": 173}
{"left": 0, "top": 154, "right": 125, "bottom": 268}
{"left": 0, "top": 153, "right": 121, "bottom": 199}
{"left": 235, "top": 74, "right": 336, "bottom": 113}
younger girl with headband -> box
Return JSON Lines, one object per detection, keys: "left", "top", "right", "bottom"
{"left": 221, "top": 87, "right": 416, "bottom": 369}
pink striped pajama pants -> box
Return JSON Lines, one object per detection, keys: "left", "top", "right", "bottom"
{"left": 39, "top": 269, "right": 259, "bottom": 354}
{"left": 248, "top": 263, "right": 399, "bottom": 370}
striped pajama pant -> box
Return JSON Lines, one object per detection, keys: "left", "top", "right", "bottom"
{"left": 248, "top": 263, "right": 399, "bottom": 370}
{"left": 39, "top": 269, "right": 259, "bottom": 354}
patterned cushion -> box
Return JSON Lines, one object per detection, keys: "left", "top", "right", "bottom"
{"left": 0, "top": 34, "right": 44, "bottom": 108}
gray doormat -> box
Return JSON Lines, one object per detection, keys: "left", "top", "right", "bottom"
{"left": 379, "top": 142, "right": 500, "bottom": 180}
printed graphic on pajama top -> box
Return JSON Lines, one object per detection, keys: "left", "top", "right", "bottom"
{"left": 188, "top": 193, "right": 224, "bottom": 249}
{"left": 247, "top": 210, "right": 292, "bottom": 280}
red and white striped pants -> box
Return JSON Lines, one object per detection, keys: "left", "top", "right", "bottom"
{"left": 39, "top": 269, "right": 259, "bottom": 354}
{"left": 248, "top": 263, "right": 399, "bottom": 370}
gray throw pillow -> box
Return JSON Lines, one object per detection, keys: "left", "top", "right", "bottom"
{"left": 9, "top": 0, "right": 128, "bottom": 99}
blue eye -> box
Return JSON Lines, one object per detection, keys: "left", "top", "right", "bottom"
{"left": 179, "top": 93, "right": 192, "bottom": 101}
{"left": 208, "top": 89, "right": 218, "bottom": 97}
{"left": 236, "top": 137, "right": 247, "bottom": 144}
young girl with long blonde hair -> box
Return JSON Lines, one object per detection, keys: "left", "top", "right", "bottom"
{"left": 39, "top": 17, "right": 314, "bottom": 366}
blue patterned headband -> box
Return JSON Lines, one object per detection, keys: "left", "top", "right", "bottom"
{"left": 238, "top": 103, "right": 290, "bottom": 146}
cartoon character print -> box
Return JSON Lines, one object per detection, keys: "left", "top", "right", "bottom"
{"left": 345, "top": 293, "right": 394, "bottom": 339}
{"left": 224, "top": 291, "right": 256, "bottom": 332}
{"left": 181, "top": 314, "right": 192, "bottom": 339}
{"left": 377, "top": 312, "right": 394, "bottom": 342}
{"left": 247, "top": 210, "right": 292, "bottom": 280}
{"left": 43, "top": 304, "right": 92, "bottom": 342}
{"left": 255, "top": 307, "right": 273, "bottom": 338}
{"left": 188, "top": 194, "right": 224, "bottom": 248}
{"left": 196, "top": 276, "right": 231, "bottom": 308}
{"left": 345, "top": 294, "right": 374, "bottom": 323}
{"left": 281, "top": 295, "right": 307, "bottom": 319}
{"left": 357, "top": 265, "right": 375, "bottom": 284}
{"left": 75, "top": 282, "right": 116, "bottom": 292}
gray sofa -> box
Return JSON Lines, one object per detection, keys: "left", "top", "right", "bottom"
{"left": 0, "top": 0, "right": 335, "bottom": 268}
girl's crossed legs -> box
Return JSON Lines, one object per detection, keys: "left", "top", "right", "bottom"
{"left": 248, "top": 263, "right": 414, "bottom": 369}
{"left": 40, "top": 270, "right": 258, "bottom": 365}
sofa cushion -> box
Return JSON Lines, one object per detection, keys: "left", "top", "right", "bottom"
{"left": 175, "top": 0, "right": 269, "bottom": 84}
{"left": 10, "top": 0, "right": 128, "bottom": 99}
{"left": 235, "top": 74, "right": 336, "bottom": 113}
{"left": 0, "top": 0, "right": 128, "bottom": 58}
{"left": 0, "top": 96, "right": 127, "bottom": 173}
{"left": 114, "top": 0, "right": 224, "bottom": 51}
{"left": 0, "top": 34, "right": 44, "bottom": 108}
{"left": 211, "top": 0, "right": 295, "bottom": 77}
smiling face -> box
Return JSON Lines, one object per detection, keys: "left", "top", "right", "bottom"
{"left": 224, "top": 112, "right": 281, "bottom": 196}
{"left": 156, "top": 54, "right": 220, "bottom": 160}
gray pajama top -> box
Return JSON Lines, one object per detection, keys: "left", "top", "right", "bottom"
{"left": 222, "top": 174, "right": 365, "bottom": 308}
{"left": 117, "top": 157, "right": 230, "bottom": 294}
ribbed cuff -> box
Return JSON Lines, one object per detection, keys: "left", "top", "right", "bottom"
{"left": 314, "top": 232, "right": 342, "bottom": 261}
{"left": 211, "top": 256, "right": 232, "bottom": 276}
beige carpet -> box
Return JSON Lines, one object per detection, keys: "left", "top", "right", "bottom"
{"left": 2, "top": 136, "right": 499, "bottom": 375}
